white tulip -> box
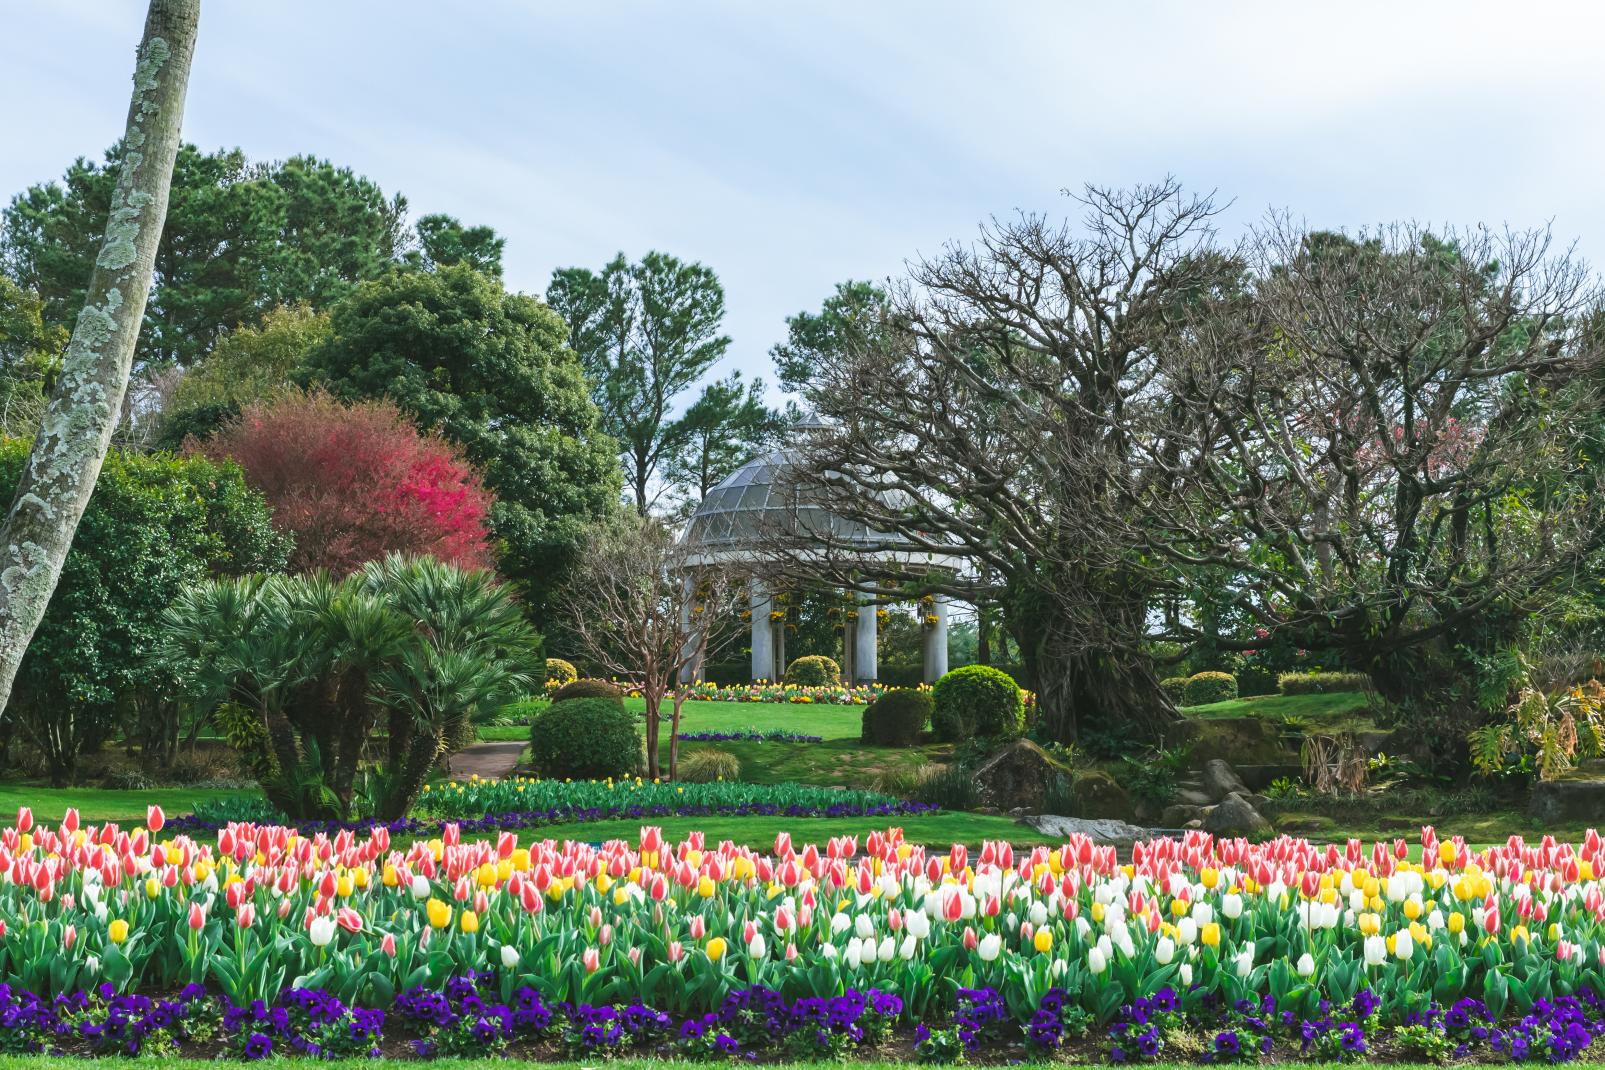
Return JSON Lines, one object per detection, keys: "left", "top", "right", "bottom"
{"left": 1233, "top": 946, "right": 1253, "bottom": 978}
{"left": 1179, "top": 963, "right": 1192, "bottom": 986}
{"left": 1096, "top": 934, "right": 1112, "bottom": 960}
{"left": 1363, "top": 935, "right": 1387, "bottom": 966}
{"left": 1296, "top": 953, "right": 1315, "bottom": 977}
{"left": 977, "top": 934, "right": 1002, "bottom": 962}
{"left": 410, "top": 875, "right": 430, "bottom": 900}
{"left": 85, "top": 955, "right": 101, "bottom": 975}
{"left": 821, "top": 942, "right": 838, "bottom": 960}
{"left": 855, "top": 914, "right": 875, "bottom": 939}
{"left": 877, "top": 935, "right": 896, "bottom": 963}
{"left": 1393, "top": 930, "right": 1413, "bottom": 960}
{"left": 1154, "top": 936, "right": 1175, "bottom": 965}
{"left": 831, "top": 912, "right": 851, "bottom": 935}
{"left": 309, "top": 915, "right": 335, "bottom": 947}
{"left": 1087, "top": 947, "right": 1108, "bottom": 975}
{"left": 1177, "top": 917, "right": 1198, "bottom": 945}
{"left": 1190, "top": 901, "right": 1213, "bottom": 926}
{"left": 1221, "top": 893, "right": 1243, "bottom": 920}
{"left": 899, "top": 935, "right": 917, "bottom": 960}
{"left": 748, "top": 934, "right": 767, "bottom": 958}
{"left": 500, "top": 945, "right": 519, "bottom": 969}
{"left": 1029, "top": 901, "right": 1048, "bottom": 927}
{"left": 1074, "top": 916, "right": 1092, "bottom": 940}
{"left": 844, "top": 939, "right": 863, "bottom": 969}
{"left": 905, "top": 911, "right": 930, "bottom": 940}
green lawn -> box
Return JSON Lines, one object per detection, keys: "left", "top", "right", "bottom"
{"left": 1181, "top": 690, "right": 1371, "bottom": 723}
{"left": 0, "top": 784, "right": 240, "bottom": 825}
{"left": 514, "top": 811, "right": 1053, "bottom": 849}
{"left": 484, "top": 697, "right": 867, "bottom": 740}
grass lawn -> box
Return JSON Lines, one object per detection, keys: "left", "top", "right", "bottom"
{"left": 482, "top": 698, "right": 866, "bottom": 741}
{"left": 1181, "top": 690, "right": 1371, "bottom": 724}
{"left": 511, "top": 811, "right": 1055, "bottom": 849}
{"left": 0, "top": 784, "right": 239, "bottom": 825}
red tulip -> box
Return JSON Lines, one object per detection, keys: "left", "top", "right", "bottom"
{"left": 188, "top": 903, "right": 206, "bottom": 931}
{"left": 146, "top": 806, "right": 164, "bottom": 834}
{"left": 381, "top": 933, "right": 397, "bottom": 956}
{"left": 16, "top": 807, "right": 31, "bottom": 833}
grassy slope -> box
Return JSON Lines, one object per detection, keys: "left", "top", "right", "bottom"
{"left": 1180, "top": 690, "right": 1371, "bottom": 722}
{"left": 0, "top": 784, "right": 238, "bottom": 825}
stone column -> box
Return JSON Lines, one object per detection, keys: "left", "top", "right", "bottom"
{"left": 750, "top": 579, "right": 774, "bottom": 682}
{"left": 678, "top": 574, "right": 702, "bottom": 684}
{"left": 922, "top": 595, "right": 950, "bottom": 683}
{"left": 854, "top": 590, "right": 878, "bottom": 683}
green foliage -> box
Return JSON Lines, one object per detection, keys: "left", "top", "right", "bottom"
{"left": 1, "top": 145, "right": 407, "bottom": 369}
{"left": 301, "top": 263, "right": 620, "bottom": 612}
{"left": 1278, "top": 671, "right": 1371, "bottom": 695}
{"left": 0, "top": 274, "right": 66, "bottom": 438}
{"left": 0, "top": 443, "right": 288, "bottom": 785}
{"left": 1159, "top": 676, "right": 1189, "bottom": 704}
{"left": 909, "top": 764, "right": 983, "bottom": 810}
{"left": 1119, "top": 747, "right": 1191, "bottom": 810}
{"left": 664, "top": 372, "right": 784, "bottom": 504}
{"left": 677, "top": 748, "right": 741, "bottom": 783}
{"left": 550, "top": 678, "right": 625, "bottom": 705}
{"left": 529, "top": 697, "right": 642, "bottom": 780}
{"left": 404, "top": 214, "right": 505, "bottom": 277}
{"left": 770, "top": 279, "right": 892, "bottom": 396}
{"left": 544, "top": 658, "right": 579, "bottom": 688}
{"left": 1470, "top": 678, "right": 1605, "bottom": 782}
{"left": 860, "top": 688, "right": 932, "bottom": 746}
{"left": 783, "top": 654, "right": 841, "bottom": 686}
{"left": 931, "top": 665, "right": 1024, "bottom": 741}
{"left": 1182, "top": 671, "right": 1239, "bottom": 706}
{"left": 546, "top": 251, "right": 731, "bottom": 515}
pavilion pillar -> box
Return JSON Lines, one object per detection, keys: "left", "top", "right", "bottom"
{"left": 678, "top": 573, "right": 702, "bottom": 684}
{"left": 853, "top": 590, "right": 878, "bottom": 683}
{"left": 750, "top": 579, "right": 775, "bottom": 682}
{"left": 922, "top": 594, "right": 950, "bottom": 683}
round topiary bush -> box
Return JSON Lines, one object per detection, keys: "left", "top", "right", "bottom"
{"left": 932, "top": 665, "right": 1024, "bottom": 741}
{"left": 550, "top": 678, "right": 625, "bottom": 705}
{"left": 529, "top": 697, "right": 641, "bottom": 779}
{"left": 1182, "top": 670, "right": 1238, "bottom": 706}
{"left": 861, "top": 688, "right": 934, "bottom": 746}
{"left": 784, "top": 655, "right": 841, "bottom": 686}
{"left": 545, "top": 658, "right": 578, "bottom": 689}
{"left": 1159, "top": 677, "right": 1189, "bottom": 705}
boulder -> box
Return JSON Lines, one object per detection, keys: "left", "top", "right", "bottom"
{"left": 1160, "top": 803, "right": 1204, "bottom": 827}
{"left": 1023, "top": 814, "right": 1149, "bottom": 844}
{"left": 1202, "top": 792, "right": 1272, "bottom": 837}
{"left": 1529, "top": 778, "right": 1605, "bottom": 825}
{"left": 1200, "top": 759, "right": 1250, "bottom": 802}
{"left": 1069, "top": 769, "right": 1136, "bottom": 820}
{"left": 970, "top": 739, "right": 1070, "bottom": 812}
{"left": 1175, "top": 788, "right": 1215, "bottom": 808}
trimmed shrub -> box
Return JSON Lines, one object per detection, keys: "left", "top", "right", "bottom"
{"left": 529, "top": 697, "right": 641, "bottom": 779}
{"left": 1159, "top": 677, "right": 1189, "bottom": 704}
{"left": 545, "top": 658, "right": 578, "bottom": 688}
{"left": 550, "top": 678, "right": 625, "bottom": 705}
{"left": 861, "top": 688, "right": 934, "bottom": 746}
{"left": 784, "top": 655, "right": 841, "bottom": 686}
{"left": 678, "top": 748, "right": 741, "bottom": 783}
{"left": 1236, "top": 667, "right": 1280, "bottom": 698}
{"left": 1182, "top": 671, "right": 1239, "bottom": 706}
{"left": 1278, "top": 671, "right": 1371, "bottom": 696}
{"left": 932, "top": 665, "right": 1024, "bottom": 741}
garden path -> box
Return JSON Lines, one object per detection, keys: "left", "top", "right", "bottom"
{"left": 446, "top": 740, "right": 525, "bottom": 779}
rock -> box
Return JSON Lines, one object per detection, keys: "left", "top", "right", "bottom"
{"left": 1069, "top": 769, "right": 1136, "bottom": 820}
{"left": 1174, "top": 716, "right": 1296, "bottom": 766}
{"left": 1160, "top": 803, "right": 1204, "bottom": 827}
{"left": 1202, "top": 792, "right": 1272, "bottom": 837}
{"left": 1184, "top": 818, "right": 1204, "bottom": 830}
{"left": 1023, "top": 814, "right": 1149, "bottom": 844}
{"left": 1200, "top": 759, "right": 1250, "bottom": 802}
{"left": 1175, "top": 788, "right": 1215, "bottom": 808}
{"left": 970, "top": 739, "right": 1071, "bottom": 812}
{"left": 1234, "top": 763, "right": 1304, "bottom": 791}
{"left": 1529, "top": 778, "right": 1605, "bottom": 824}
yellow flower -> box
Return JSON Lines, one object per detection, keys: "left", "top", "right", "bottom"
{"left": 1200, "top": 867, "right": 1219, "bottom": 890}
{"left": 336, "top": 873, "right": 353, "bottom": 898}
{"left": 1358, "top": 912, "right": 1382, "bottom": 936}
{"left": 426, "top": 898, "right": 452, "bottom": 930}
{"left": 698, "top": 875, "right": 716, "bottom": 898}
{"left": 1447, "top": 912, "right": 1466, "bottom": 934}
{"left": 460, "top": 910, "right": 479, "bottom": 934}
{"left": 1402, "top": 898, "right": 1422, "bottom": 921}
{"left": 1201, "top": 923, "right": 1221, "bottom": 949}
{"left": 707, "top": 936, "right": 728, "bottom": 962}
{"left": 108, "top": 919, "right": 129, "bottom": 944}
{"left": 382, "top": 864, "right": 399, "bottom": 888}
{"left": 1033, "top": 928, "right": 1053, "bottom": 953}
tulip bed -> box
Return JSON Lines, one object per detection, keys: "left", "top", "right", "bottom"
{"left": 7, "top": 808, "right": 1605, "bottom": 1064}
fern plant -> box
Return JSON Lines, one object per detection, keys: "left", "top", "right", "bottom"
{"left": 1470, "top": 679, "right": 1605, "bottom": 781}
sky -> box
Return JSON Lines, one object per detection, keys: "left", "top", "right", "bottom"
{"left": 5, "top": 1, "right": 1605, "bottom": 400}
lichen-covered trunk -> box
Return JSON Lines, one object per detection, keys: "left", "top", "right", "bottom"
{"left": 0, "top": 0, "right": 200, "bottom": 725}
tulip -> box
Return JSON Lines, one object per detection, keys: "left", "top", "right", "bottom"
{"left": 16, "top": 807, "right": 31, "bottom": 833}
{"left": 706, "top": 936, "right": 728, "bottom": 962}
{"left": 188, "top": 903, "right": 205, "bottom": 931}
{"left": 460, "top": 910, "right": 479, "bottom": 934}
{"left": 237, "top": 903, "right": 256, "bottom": 929}
{"left": 1033, "top": 927, "right": 1053, "bottom": 954}
{"left": 426, "top": 898, "right": 451, "bottom": 930}
{"left": 146, "top": 806, "right": 164, "bottom": 834}
{"left": 501, "top": 944, "right": 519, "bottom": 969}
{"left": 309, "top": 915, "right": 336, "bottom": 947}
{"left": 748, "top": 933, "right": 767, "bottom": 958}
{"left": 1155, "top": 936, "right": 1175, "bottom": 965}
{"left": 1087, "top": 946, "right": 1107, "bottom": 974}
{"left": 583, "top": 947, "right": 600, "bottom": 973}
{"left": 1296, "top": 952, "right": 1316, "bottom": 977}
{"left": 381, "top": 933, "right": 397, "bottom": 957}
{"left": 108, "top": 919, "right": 129, "bottom": 944}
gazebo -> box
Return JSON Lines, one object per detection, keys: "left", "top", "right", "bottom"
{"left": 679, "top": 419, "right": 958, "bottom": 684}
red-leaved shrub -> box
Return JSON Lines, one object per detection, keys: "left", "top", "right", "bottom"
{"left": 194, "top": 390, "right": 494, "bottom": 574}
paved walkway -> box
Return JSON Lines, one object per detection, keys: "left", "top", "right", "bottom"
{"left": 446, "top": 740, "right": 525, "bottom": 779}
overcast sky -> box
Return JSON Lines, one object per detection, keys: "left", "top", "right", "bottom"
{"left": 5, "top": 1, "right": 1604, "bottom": 397}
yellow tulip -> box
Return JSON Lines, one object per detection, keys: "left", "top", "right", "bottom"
{"left": 1201, "top": 923, "right": 1221, "bottom": 948}
{"left": 108, "top": 919, "right": 129, "bottom": 944}
{"left": 382, "top": 864, "right": 399, "bottom": 888}
{"left": 1448, "top": 912, "right": 1466, "bottom": 934}
{"left": 426, "top": 898, "right": 451, "bottom": 930}
{"left": 336, "top": 874, "right": 354, "bottom": 898}
{"left": 1033, "top": 928, "right": 1053, "bottom": 953}
{"left": 1402, "top": 899, "right": 1422, "bottom": 921}
{"left": 1200, "top": 867, "right": 1219, "bottom": 890}
{"left": 707, "top": 936, "right": 728, "bottom": 962}
{"left": 1091, "top": 901, "right": 1105, "bottom": 923}
{"left": 460, "top": 910, "right": 479, "bottom": 934}
{"left": 698, "top": 875, "right": 716, "bottom": 898}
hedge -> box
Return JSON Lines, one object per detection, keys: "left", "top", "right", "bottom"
{"left": 861, "top": 688, "right": 933, "bottom": 746}
{"left": 550, "top": 678, "right": 625, "bottom": 705}
{"left": 1278, "top": 671, "right": 1371, "bottom": 695}
{"left": 1181, "top": 671, "right": 1238, "bottom": 706}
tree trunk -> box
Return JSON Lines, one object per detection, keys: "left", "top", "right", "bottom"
{"left": 642, "top": 684, "right": 663, "bottom": 779}
{"left": 384, "top": 727, "right": 445, "bottom": 820}
{"left": 668, "top": 693, "right": 686, "bottom": 781}
{"left": 0, "top": 0, "right": 200, "bottom": 725}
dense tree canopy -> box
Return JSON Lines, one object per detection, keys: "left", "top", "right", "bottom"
{"left": 665, "top": 371, "right": 785, "bottom": 508}
{"left": 299, "top": 264, "right": 621, "bottom": 610}
{"left": 547, "top": 251, "right": 732, "bottom": 514}
{"left": 1, "top": 144, "right": 408, "bottom": 370}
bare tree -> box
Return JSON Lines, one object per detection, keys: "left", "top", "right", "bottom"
{"left": 0, "top": 0, "right": 201, "bottom": 723}
{"left": 778, "top": 180, "right": 1235, "bottom": 744}
{"left": 559, "top": 516, "right": 742, "bottom": 779}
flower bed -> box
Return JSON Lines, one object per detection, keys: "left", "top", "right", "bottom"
{"left": 409, "top": 776, "right": 893, "bottom": 821}
{"left": 679, "top": 681, "right": 887, "bottom": 705}
{"left": 677, "top": 728, "right": 825, "bottom": 743}
{"left": 6, "top": 810, "right": 1605, "bottom": 1063}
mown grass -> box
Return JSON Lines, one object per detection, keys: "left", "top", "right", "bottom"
{"left": 1180, "top": 690, "right": 1371, "bottom": 722}
{"left": 0, "top": 784, "right": 239, "bottom": 825}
